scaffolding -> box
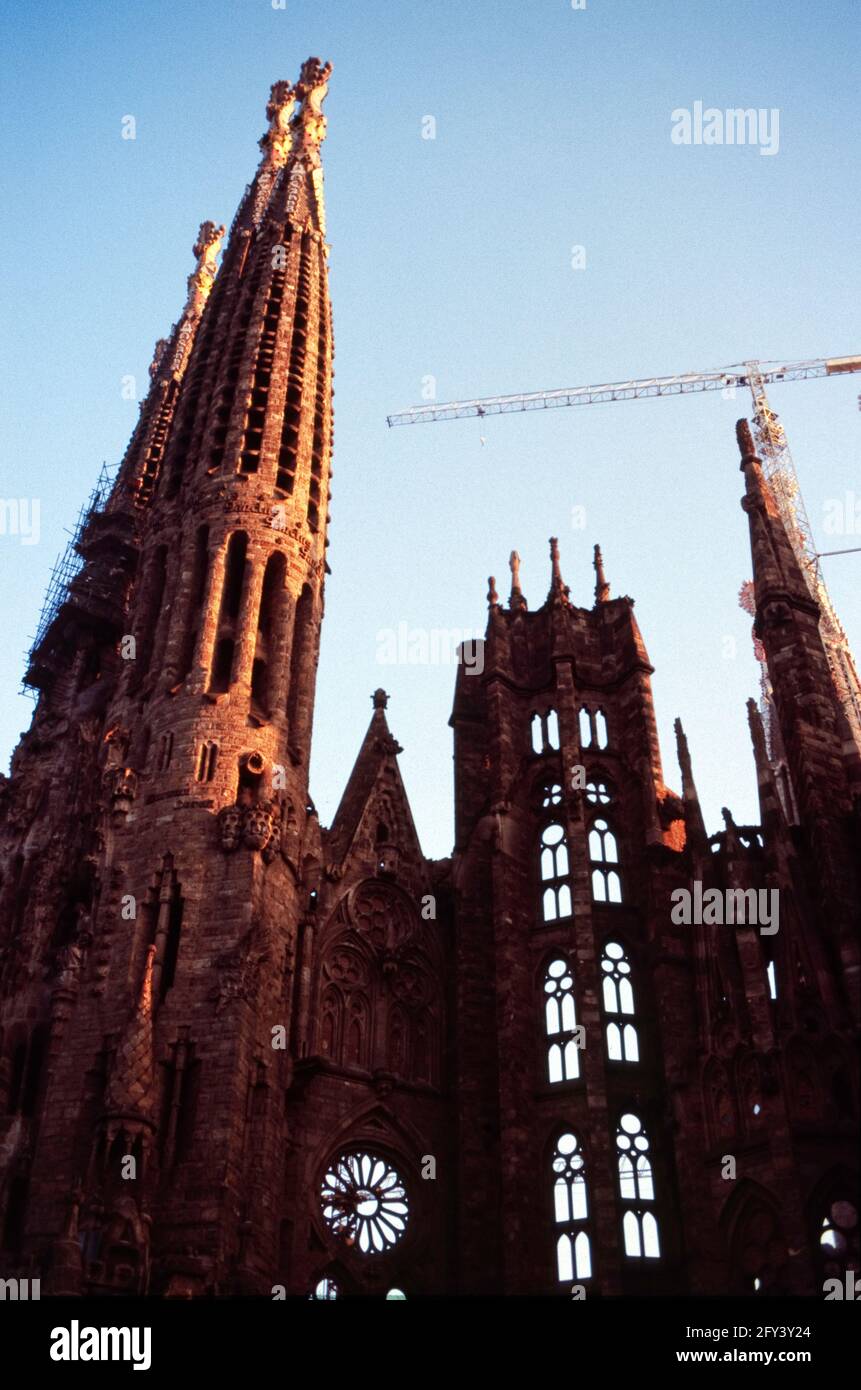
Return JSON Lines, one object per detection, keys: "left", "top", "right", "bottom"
{"left": 22, "top": 462, "right": 117, "bottom": 692}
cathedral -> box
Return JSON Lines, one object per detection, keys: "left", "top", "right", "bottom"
{"left": 0, "top": 60, "right": 858, "bottom": 1300}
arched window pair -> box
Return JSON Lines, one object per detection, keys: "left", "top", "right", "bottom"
{"left": 543, "top": 944, "right": 639, "bottom": 1077}
{"left": 543, "top": 958, "right": 580, "bottom": 1082}
{"left": 589, "top": 818, "right": 622, "bottom": 903}
{"left": 617, "top": 1113, "right": 661, "bottom": 1258}
{"left": 540, "top": 822, "right": 572, "bottom": 921}
{"left": 531, "top": 709, "right": 560, "bottom": 755}
{"left": 601, "top": 941, "right": 639, "bottom": 1062}
{"left": 550, "top": 1111, "right": 661, "bottom": 1283}
{"left": 552, "top": 1133, "right": 592, "bottom": 1282}
{"left": 579, "top": 707, "right": 608, "bottom": 750}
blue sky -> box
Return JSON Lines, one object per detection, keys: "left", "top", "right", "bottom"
{"left": 1, "top": 0, "right": 858, "bottom": 857}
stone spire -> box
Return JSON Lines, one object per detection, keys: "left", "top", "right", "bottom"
{"left": 739, "top": 419, "right": 861, "bottom": 1022}
{"left": 593, "top": 543, "right": 610, "bottom": 603}
{"left": 674, "top": 717, "right": 707, "bottom": 856}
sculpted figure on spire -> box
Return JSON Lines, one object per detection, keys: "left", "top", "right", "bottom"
{"left": 259, "top": 79, "right": 298, "bottom": 169}
{"left": 185, "top": 220, "right": 226, "bottom": 317}
{"left": 293, "top": 57, "right": 333, "bottom": 161}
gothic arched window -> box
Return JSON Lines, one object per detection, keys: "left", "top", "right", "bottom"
{"left": 195, "top": 740, "right": 218, "bottom": 782}
{"left": 540, "top": 823, "right": 572, "bottom": 922}
{"left": 589, "top": 818, "right": 622, "bottom": 903}
{"left": 601, "top": 940, "right": 639, "bottom": 1062}
{"left": 544, "top": 957, "right": 580, "bottom": 1082}
{"left": 552, "top": 1133, "right": 592, "bottom": 1283}
{"left": 616, "top": 1113, "right": 660, "bottom": 1259}
{"left": 594, "top": 710, "right": 609, "bottom": 749}
{"left": 578, "top": 707, "right": 592, "bottom": 747}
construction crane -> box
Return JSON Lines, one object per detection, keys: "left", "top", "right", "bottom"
{"left": 387, "top": 355, "right": 861, "bottom": 754}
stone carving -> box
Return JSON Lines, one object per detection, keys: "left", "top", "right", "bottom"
{"left": 103, "top": 766, "right": 138, "bottom": 818}
{"left": 185, "top": 221, "right": 225, "bottom": 318}
{"left": 103, "top": 725, "right": 130, "bottom": 767}
{"left": 84, "top": 1196, "right": 152, "bottom": 1294}
{"left": 149, "top": 337, "right": 168, "bottom": 379}
{"left": 211, "top": 924, "right": 272, "bottom": 1013}
{"left": 242, "top": 800, "right": 275, "bottom": 852}
{"left": 217, "top": 803, "right": 243, "bottom": 852}
{"left": 217, "top": 800, "right": 280, "bottom": 859}
{"left": 53, "top": 936, "right": 87, "bottom": 989}
{"left": 293, "top": 58, "right": 332, "bottom": 161}
{"left": 259, "top": 80, "right": 297, "bottom": 169}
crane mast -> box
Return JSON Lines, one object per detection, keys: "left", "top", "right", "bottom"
{"left": 387, "top": 354, "right": 861, "bottom": 753}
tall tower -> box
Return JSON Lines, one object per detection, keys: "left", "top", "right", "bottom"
{"left": 0, "top": 59, "right": 335, "bottom": 1295}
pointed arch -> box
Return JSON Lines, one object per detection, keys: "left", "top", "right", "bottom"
{"left": 387, "top": 1003, "right": 410, "bottom": 1077}
{"left": 286, "top": 582, "right": 314, "bottom": 733}
{"left": 319, "top": 985, "right": 342, "bottom": 1060}
{"left": 252, "top": 549, "right": 288, "bottom": 714}
{"left": 720, "top": 1179, "right": 789, "bottom": 1295}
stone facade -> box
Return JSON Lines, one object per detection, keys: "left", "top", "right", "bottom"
{"left": 0, "top": 62, "right": 858, "bottom": 1299}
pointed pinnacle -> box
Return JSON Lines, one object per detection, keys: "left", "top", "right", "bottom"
{"left": 549, "top": 538, "right": 570, "bottom": 600}
{"left": 509, "top": 550, "right": 526, "bottom": 610}
{"left": 674, "top": 717, "right": 692, "bottom": 777}
{"left": 594, "top": 543, "right": 610, "bottom": 603}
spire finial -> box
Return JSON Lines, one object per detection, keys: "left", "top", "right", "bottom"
{"left": 674, "top": 716, "right": 708, "bottom": 852}
{"left": 508, "top": 550, "right": 526, "bottom": 610}
{"left": 674, "top": 716, "right": 692, "bottom": 777}
{"left": 736, "top": 417, "right": 757, "bottom": 463}
{"left": 184, "top": 221, "right": 226, "bottom": 319}
{"left": 293, "top": 58, "right": 333, "bottom": 162}
{"left": 372, "top": 688, "right": 389, "bottom": 710}
{"left": 746, "top": 697, "right": 768, "bottom": 767}
{"left": 549, "top": 537, "right": 570, "bottom": 600}
{"left": 258, "top": 80, "right": 298, "bottom": 168}
{"left": 487, "top": 576, "right": 499, "bottom": 607}
{"left": 593, "top": 543, "right": 610, "bottom": 603}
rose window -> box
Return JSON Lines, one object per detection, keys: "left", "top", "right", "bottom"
{"left": 321, "top": 1151, "right": 409, "bottom": 1254}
